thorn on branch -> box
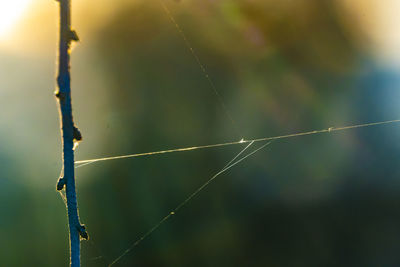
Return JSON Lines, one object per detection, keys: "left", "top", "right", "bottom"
{"left": 77, "top": 224, "right": 89, "bottom": 240}
{"left": 73, "top": 126, "right": 82, "bottom": 142}
{"left": 73, "top": 126, "right": 82, "bottom": 150}
{"left": 54, "top": 90, "right": 66, "bottom": 104}
{"left": 68, "top": 30, "right": 79, "bottom": 42}
{"left": 57, "top": 177, "right": 66, "bottom": 191}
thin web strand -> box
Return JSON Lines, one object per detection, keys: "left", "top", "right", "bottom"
{"left": 174, "top": 141, "right": 270, "bottom": 212}
{"left": 86, "top": 239, "right": 109, "bottom": 265}
{"left": 108, "top": 142, "right": 254, "bottom": 266}
{"left": 220, "top": 141, "right": 255, "bottom": 172}
{"left": 108, "top": 141, "right": 271, "bottom": 266}
{"left": 75, "top": 119, "right": 400, "bottom": 168}
{"left": 159, "top": 0, "right": 241, "bottom": 137}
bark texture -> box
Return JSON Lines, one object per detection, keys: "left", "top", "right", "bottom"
{"left": 55, "top": 0, "right": 87, "bottom": 266}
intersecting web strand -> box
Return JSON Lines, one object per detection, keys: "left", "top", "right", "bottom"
{"left": 107, "top": 140, "right": 274, "bottom": 266}
{"left": 74, "top": 1, "right": 400, "bottom": 265}
{"left": 159, "top": 0, "right": 242, "bottom": 138}
{"left": 92, "top": 118, "right": 400, "bottom": 266}
{"left": 70, "top": 118, "right": 400, "bottom": 266}
{"left": 80, "top": 1, "right": 241, "bottom": 253}
{"left": 75, "top": 119, "right": 400, "bottom": 168}
{"left": 51, "top": 0, "right": 400, "bottom": 264}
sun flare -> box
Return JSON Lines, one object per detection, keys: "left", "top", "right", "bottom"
{"left": 0, "top": 0, "right": 31, "bottom": 38}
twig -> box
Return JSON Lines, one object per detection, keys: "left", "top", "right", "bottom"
{"left": 55, "top": 0, "right": 87, "bottom": 266}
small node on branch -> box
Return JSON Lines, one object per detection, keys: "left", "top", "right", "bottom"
{"left": 73, "top": 126, "right": 82, "bottom": 150}
{"left": 57, "top": 177, "right": 66, "bottom": 191}
{"left": 54, "top": 90, "right": 66, "bottom": 104}
{"left": 68, "top": 29, "right": 80, "bottom": 42}
{"left": 77, "top": 224, "right": 89, "bottom": 240}
{"left": 73, "top": 126, "right": 82, "bottom": 142}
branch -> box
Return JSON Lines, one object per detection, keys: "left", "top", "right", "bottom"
{"left": 55, "top": 0, "right": 87, "bottom": 266}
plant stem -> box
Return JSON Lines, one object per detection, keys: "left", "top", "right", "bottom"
{"left": 55, "top": 0, "right": 86, "bottom": 266}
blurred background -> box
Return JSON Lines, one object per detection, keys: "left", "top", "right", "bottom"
{"left": 1, "top": 0, "right": 400, "bottom": 266}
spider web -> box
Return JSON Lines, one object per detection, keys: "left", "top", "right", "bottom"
{"left": 66, "top": 1, "right": 400, "bottom": 266}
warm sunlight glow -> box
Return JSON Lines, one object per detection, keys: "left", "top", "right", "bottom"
{"left": 0, "top": 0, "right": 31, "bottom": 38}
